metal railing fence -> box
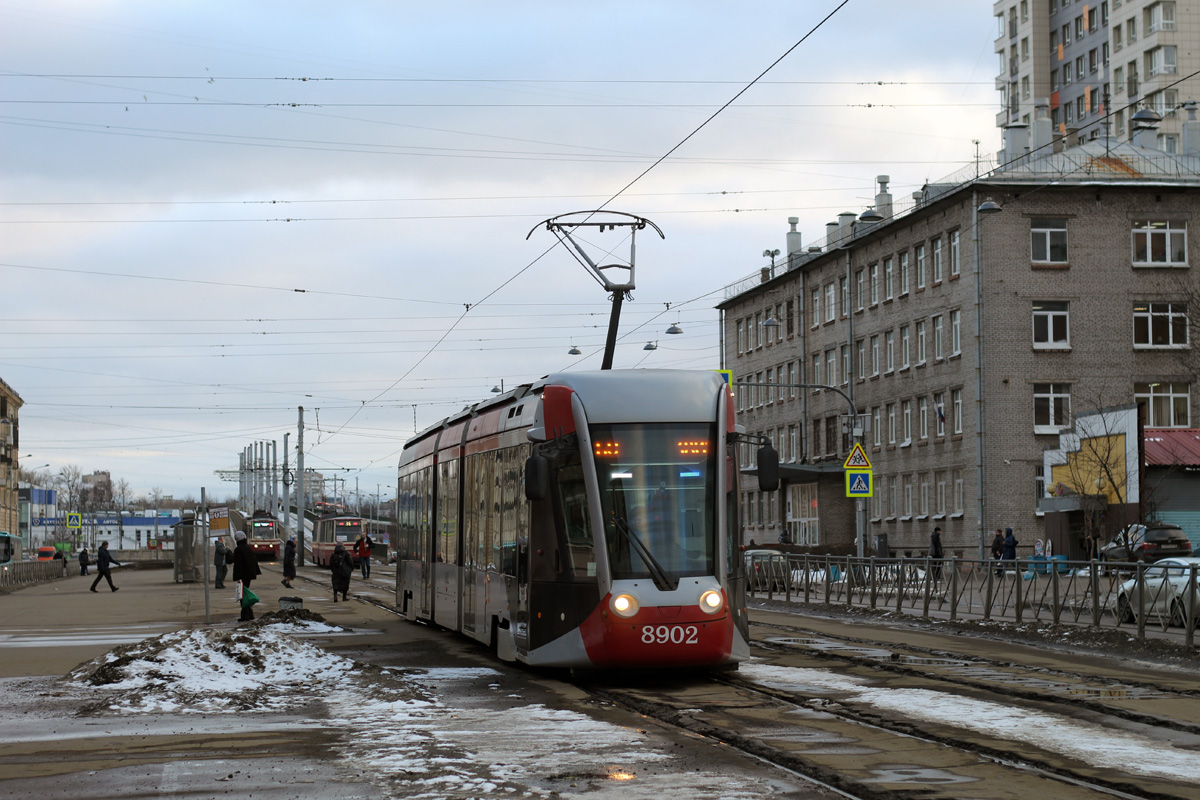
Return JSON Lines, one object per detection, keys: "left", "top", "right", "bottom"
{"left": 0, "top": 559, "right": 69, "bottom": 589}
{"left": 747, "top": 554, "right": 1198, "bottom": 648}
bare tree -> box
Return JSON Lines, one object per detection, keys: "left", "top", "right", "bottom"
{"left": 53, "top": 465, "right": 83, "bottom": 545}
{"left": 111, "top": 478, "right": 132, "bottom": 512}
{"left": 18, "top": 464, "right": 52, "bottom": 485}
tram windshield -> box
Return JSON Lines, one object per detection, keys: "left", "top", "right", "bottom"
{"left": 590, "top": 422, "right": 716, "bottom": 587}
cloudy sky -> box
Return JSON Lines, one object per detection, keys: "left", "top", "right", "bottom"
{"left": 1, "top": 1, "right": 998, "bottom": 504}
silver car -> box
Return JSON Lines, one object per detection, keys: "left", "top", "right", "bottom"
{"left": 1113, "top": 556, "right": 1200, "bottom": 627}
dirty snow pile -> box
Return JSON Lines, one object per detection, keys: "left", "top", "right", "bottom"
{"left": 68, "top": 622, "right": 373, "bottom": 714}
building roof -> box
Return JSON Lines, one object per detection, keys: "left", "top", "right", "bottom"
{"left": 1144, "top": 429, "right": 1200, "bottom": 468}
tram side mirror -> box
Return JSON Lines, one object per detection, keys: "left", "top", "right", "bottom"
{"left": 757, "top": 445, "right": 779, "bottom": 492}
{"left": 525, "top": 455, "right": 550, "bottom": 501}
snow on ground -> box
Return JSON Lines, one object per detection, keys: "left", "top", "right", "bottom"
{"left": 55, "top": 619, "right": 803, "bottom": 799}
{"left": 741, "top": 662, "right": 1200, "bottom": 783}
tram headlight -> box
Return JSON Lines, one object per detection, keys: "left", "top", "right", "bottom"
{"left": 698, "top": 589, "right": 724, "bottom": 615}
{"left": 610, "top": 593, "right": 640, "bottom": 618}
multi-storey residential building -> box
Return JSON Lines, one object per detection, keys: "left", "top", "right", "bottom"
{"left": 995, "top": 0, "right": 1199, "bottom": 152}
{"left": 0, "top": 376, "right": 23, "bottom": 538}
{"left": 719, "top": 138, "right": 1200, "bottom": 560}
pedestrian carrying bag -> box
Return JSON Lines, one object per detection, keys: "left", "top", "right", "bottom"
{"left": 234, "top": 583, "right": 244, "bottom": 601}
{"left": 241, "top": 588, "right": 260, "bottom": 609}
{"left": 225, "top": 549, "right": 234, "bottom": 566}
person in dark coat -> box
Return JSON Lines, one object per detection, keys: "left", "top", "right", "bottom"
{"left": 282, "top": 536, "right": 297, "bottom": 589}
{"left": 232, "top": 530, "right": 262, "bottom": 621}
{"left": 1002, "top": 527, "right": 1019, "bottom": 566}
{"left": 89, "top": 541, "right": 120, "bottom": 592}
{"left": 929, "top": 526, "right": 945, "bottom": 582}
{"left": 213, "top": 538, "right": 228, "bottom": 589}
{"left": 79, "top": 548, "right": 90, "bottom": 577}
{"left": 329, "top": 542, "right": 353, "bottom": 602}
{"left": 990, "top": 529, "right": 1005, "bottom": 575}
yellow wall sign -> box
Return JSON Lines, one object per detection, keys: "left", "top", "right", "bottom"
{"left": 66, "top": 513, "right": 82, "bottom": 529}
{"left": 714, "top": 369, "right": 732, "bottom": 385}
{"left": 845, "top": 470, "right": 873, "bottom": 497}
{"left": 842, "top": 442, "right": 872, "bottom": 470}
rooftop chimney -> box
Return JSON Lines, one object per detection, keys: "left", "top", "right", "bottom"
{"left": 1001, "top": 123, "right": 1030, "bottom": 167}
{"left": 825, "top": 221, "right": 839, "bottom": 250}
{"left": 1031, "top": 99, "right": 1053, "bottom": 157}
{"left": 875, "top": 175, "right": 892, "bottom": 220}
{"left": 1134, "top": 121, "right": 1160, "bottom": 149}
{"left": 786, "top": 216, "right": 803, "bottom": 257}
{"left": 837, "top": 211, "right": 857, "bottom": 245}
{"left": 1183, "top": 102, "right": 1200, "bottom": 156}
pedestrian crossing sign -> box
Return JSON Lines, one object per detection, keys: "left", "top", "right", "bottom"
{"left": 842, "top": 442, "right": 872, "bottom": 470}
{"left": 66, "top": 513, "right": 82, "bottom": 529}
{"left": 845, "top": 470, "right": 873, "bottom": 497}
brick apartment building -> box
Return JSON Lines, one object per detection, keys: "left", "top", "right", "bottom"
{"left": 0, "top": 376, "right": 23, "bottom": 538}
{"left": 719, "top": 133, "right": 1199, "bottom": 560}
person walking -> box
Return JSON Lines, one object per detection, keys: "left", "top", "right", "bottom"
{"left": 353, "top": 531, "right": 373, "bottom": 580}
{"left": 929, "top": 526, "right": 945, "bottom": 583}
{"left": 213, "top": 537, "right": 229, "bottom": 589}
{"left": 281, "top": 535, "right": 296, "bottom": 589}
{"left": 79, "top": 547, "right": 90, "bottom": 577}
{"left": 89, "top": 541, "right": 120, "bottom": 593}
{"left": 1001, "top": 527, "right": 1019, "bottom": 574}
{"left": 990, "top": 529, "right": 1005, "bottom": 576}
{"left": 330, "top": 542, "right": 353, "bottom": 602}
{"left": 232, "top": 530, "right": 262, "bottom": 621}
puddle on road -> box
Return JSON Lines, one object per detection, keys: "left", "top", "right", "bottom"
{"left": 861, "top": 766, "right": 979, "bottom": 785}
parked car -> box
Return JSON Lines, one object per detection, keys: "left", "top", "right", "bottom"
{"left": 1113, "top": 556, "right": 1200, "bottom": 627}
{"left": 1098, "top": 523, "right": 1192, "bottom": 566}
{"left": 36, "top": 546, "right": 57, "bottom": 561}
{"left": 744, "top": 549, "right": 788, "bottom": 591}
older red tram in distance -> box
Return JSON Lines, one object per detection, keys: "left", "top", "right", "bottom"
{"left": 396, "top": 369, "right": 778, "bottom": 671}
{"left": 244, "top": 510, "right": 282, "bottom": 560}
{"left": 312, "top": 514, "right": 363, "bottom": 567}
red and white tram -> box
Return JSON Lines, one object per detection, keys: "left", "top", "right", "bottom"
{"left": 312, "top": 514, "right": 364, "bottom": 567}
{"left": 244, "top": 510, "right": 282, "bottom": 561}
{"left": 396, "top": 369, "right": 777, "bottom": 670}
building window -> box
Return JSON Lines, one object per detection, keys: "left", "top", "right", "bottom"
{"left": 952, "top": 388, "right": 963, "bottom": 434}
{"left": 766, "top": 367, "right": 775, "bottom": 404}
{"left": 936, "top": 472, "right": 947, "bottom": 516}
{"left": 884, "top": 257, "right": 894, "bottom": 300}
{"left": 788, "top": 361, "right": 797, "bottom": 399}
{"left": 1135, "top": 382, "right": 1190, "bottom": 427}
{"left": 920, "top": 475, "right": 930, "bottom": 517}
{"left": 916, "top": 320, "right": 927, "bottom": 364}
{"left": 824, "top": 416, "right": 838, "bottom": 456}
{"left": 736, "top": 319, "right": 745, "bottom": 354}
{"left": 1149, "top": 1, "right": 1176, "bottom": 32}
{"left": 915, "top": 244, "right": 926, "bottom": 289}
{"left": 918, "top": 396, "right": 929, "bottom": 439}
{"left": 1035, "top": 465, "right": 1046, "bottom": 507}
{"left": 872, "top": 407, "right": 881, "bottom": 447}
{"left": 1034, "top": 383, "right": 1071, "bottom": 433}
{"left": 950, "top": 310, "right": 961, "bottom": 356}
{"left": 855, "top": 269, "right": 865, "bottom": 311}
{"left": 902, "top": 400, "right": 912, "bottom": 443}
{"left": 755, "top": 371, "right": 764, "bottom": 407}
{"left": 786, "top": 299, "right": 795, "bottom": 337}
{"left": 811, "top": 354, "right": 821, "bottom": 391}
{"left": 825, "top": 284, "right": 836, "bottom": 323}
{"left": 841, "top": 345, "right": 850, "bottom": 386}
{"left": 1133, "top": 302, "right": 1188, "bottom": 347}
{"left": 870, "top": 335, "right": 880, "bottom": 376}
{"left": 887, "top": 403, "right": 896, "bottom": 445}
{"left": 898, "top": 251, "right": 909, "bottom": 295}
{"left": 811, "top": 289, "right": 820, "bottom": 329}
{"left": 1148, "top": 45, "right": 1177, "bottom": 76}
{"left": 753, "top": 311, "right": 761, "bottom": 347}
{"left": 856, "top": 339, "right": 865, "bottom": 380}
{"left": 1132, "top": 220, "right": 1187, "bottom": 266}
{"left": 934, "top": 392, "right": 946, "bottom": 437}
{"left": 949, "top": 230, "right": 960, "bottom": 277}
{"left": 1031, "top": 218, "right": 1068, "bottom": 263}
{"left": 869, "top": 263, "right": 879, "bottom": 305}
{"left": 1033, "top": 301, "right": 1070, "bottom": 348}
{"left": 900, "top": 324, "right": 910, "bottom": 369}
{"left": 933, "top": 314, "right": 945, "bottom": 360}
{"left": 826, "top": 350, "right": 837, "bottom": 389}
{"left": 788, "top": 425, "right": 798, "bottom": 462}
{"left": 839, "top": 277, "right": 848, "bottom": 318}
{"left": 932, "top": 238, "right": 943, "bottom": 283}
{"left": 775, "top": 303, "right": 785, "bottom": 342}
{"left": 885, "top": 330, "right": 895, "bottom": 374}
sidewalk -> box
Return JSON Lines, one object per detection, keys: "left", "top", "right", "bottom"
{"left": 0, "top": 561, "right": 401, "bottom": 678}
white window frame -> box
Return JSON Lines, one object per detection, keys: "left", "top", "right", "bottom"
{"left": 933, "top": 314, "right": 945, "bottom": 360}
{"left": 811, "top": 289, "right": 821, "bottom": 330}
{"left": 900, "top": 325, "right": 910, "bottom": 369}
{"left": 898, "top": 251, "right": 909, "bottom": 296}
{"left": 934, "top": 392, "right": 946, "bottom": 437}
{"left": 915, "top": 244, "right": 926, "bottom": 289}
{"left": 916, "top": 320, "right": 927, "bottom": 365}
{"left": 825, "top": 284, "right": 836, "bottom": 323}
{"left": 1132, "top": 220, "right": 1187, "bottom": 267}
{"left": 1031, "top": 218, "right": 1068, "bottom": 263}
{"left": 932, "top": 238, "right": 943, "bottom": 283}
{"left": 902, "top": 400, "right": 912, "bottom": 444}
{"left": 952, "top": 388, "right": 963, "bottom": 434}
{"left": 1033, "top": 383, "right": 1072, "bottom": 433}
{"left": 949, "top": 230, "right": 960, "bottom": 277}
{"left": 885, "top": 330, "right": 895, "bottom": 374}
{"left": 918, "top": 396, "right": 929, "bottom": 439}
{"left": 950, "top": 310, "right": 961, "bottom": 356}
{"left": 870, "top": 335, "right": 880, "bottom": 376}
{"left": 1135, "top": 382, "right": 1191, "bottom": 427}
{"left": 884, "top": 257, "right": 894, "bottom": 300}
{"left": 869, "top": 264, "right": 879, "bottom": 306}
{"left": 1033, "top": 301, "right": 1071, "bottom": 349}
{"left": 1133, "top": 301, "right": 1189, "bottom": 348}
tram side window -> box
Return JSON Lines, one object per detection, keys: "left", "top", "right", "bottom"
{"left": 438, "top": 459, "right": 458, "bottom": 565}
{"left": 726, "top": 455, "right": 742, "bottom": 579}
{"left": 555, "top": 460, "right": 595, "bottom": 578}
{"left": 473, "top": 453, "right": 495, "bottom": 571}
{"left": 502, "top": 446, "right": 520, "bottom": 572}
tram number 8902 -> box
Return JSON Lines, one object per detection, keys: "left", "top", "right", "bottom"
{"left": 640, "top": 625, "right": 699, "bottom": 645}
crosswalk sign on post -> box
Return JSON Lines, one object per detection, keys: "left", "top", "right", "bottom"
{"left": 66, "top": 513, "right": 82, "bottom": 529}
{"left": 845, "top": 470, "right": 873, "bottom": 497}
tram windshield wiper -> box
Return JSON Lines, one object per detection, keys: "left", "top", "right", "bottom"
{"left": 611, "top": 514, "right": 676, "bottom": 592}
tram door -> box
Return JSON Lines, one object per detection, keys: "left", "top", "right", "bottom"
{"left": 513, "top": 447, "right": 531, "bottom": 651}
{"left": 419, "top": 467, "right": 434, "bottom": 619}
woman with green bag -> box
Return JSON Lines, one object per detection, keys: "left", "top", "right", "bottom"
{"left": 232, "top": 530, "right": 262, "bottom": 621}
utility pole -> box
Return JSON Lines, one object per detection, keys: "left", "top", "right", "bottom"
{"left": 282, "top": 432, "right": 290, "bottom": 535}
{"left": 296, "top": 407, "right": 306, "bottom": 567}
{"left": 201, "top": 486, "right": 210, "bottom": 624}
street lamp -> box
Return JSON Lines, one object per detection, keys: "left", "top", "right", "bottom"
{"left": 643, "top": 341, "right": 657, "bottom": 351}
{"left": 859, "top": 208, "right": 884, "bottom": 223}
{"left": 568, "top": 345, "right": 582, "bottom": 355}
{"left": 665, "top": 323, "right": 683, "bottom": 335}
{"left": 973, "top": 193, "right": 1003, "bottom": 561}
